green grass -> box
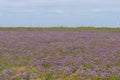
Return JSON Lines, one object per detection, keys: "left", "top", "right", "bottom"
{"left": 0, "top": 26, "right": 120, "bottom": 31}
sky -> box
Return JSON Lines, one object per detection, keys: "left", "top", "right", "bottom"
{"left": 0, "top": 0, "right": 120, "bottom": 27}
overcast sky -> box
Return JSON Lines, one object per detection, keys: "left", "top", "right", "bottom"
{"left": 0, "top": 0, "right": 120, "bottom": 27}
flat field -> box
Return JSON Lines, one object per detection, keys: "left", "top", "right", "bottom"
{"left": 0, "top": 28, "right": 120, "bottom": 80}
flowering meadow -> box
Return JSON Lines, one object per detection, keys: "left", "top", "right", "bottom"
{"left": 0, "top": 30, "right": 120, "bottom": 80}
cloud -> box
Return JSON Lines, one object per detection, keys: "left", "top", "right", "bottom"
{"left": 0, "top": 0, "right": 120, "bottom": 27}
{"left": 0, "top": 0, "right": 110, "bottom": 7}
{"left": 0, "top": 0, "right": 67, "bottom": 6}
{"left": 0, "top": 0, "right": 120, "bottom": 9}
{"left": 51, "top": 9, "right": 64, "bottom": 14}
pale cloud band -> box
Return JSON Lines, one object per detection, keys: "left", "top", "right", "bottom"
{"left": 0, "top": 0, "right": 119, "bottom": 6}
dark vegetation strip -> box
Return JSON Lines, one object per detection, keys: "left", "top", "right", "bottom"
{"left": 0, "top": 27, "right": 120, "bottom": 31}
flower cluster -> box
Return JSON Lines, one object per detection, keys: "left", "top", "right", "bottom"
{"left": 0, "top": 30, "right": 120, "bottom": 80}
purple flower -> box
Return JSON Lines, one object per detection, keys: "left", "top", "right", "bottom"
{"left": 101, "top": 72, "right": 111, "bottom": 78}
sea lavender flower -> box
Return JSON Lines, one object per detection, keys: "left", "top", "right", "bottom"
{"left": 0, "top": 30, "right": 120, "bottom": 79}
{"left": 101, "top": 72, "right": 111, "bottom": 78}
